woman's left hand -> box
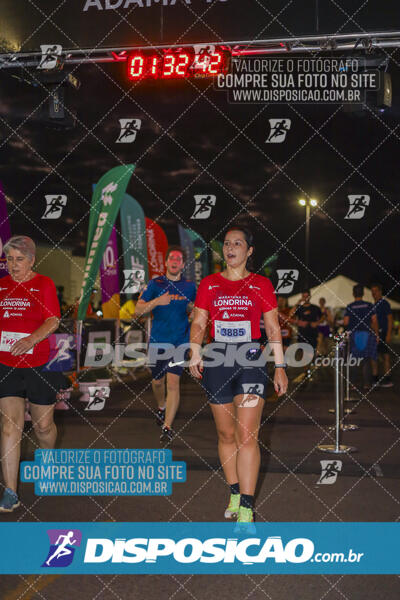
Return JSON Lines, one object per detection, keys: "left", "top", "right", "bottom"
{"left": 10, "top": 335, "right": 36, "bottom": 356}
{"left": 274, "top": 367, "right": 288, "bottom": 396}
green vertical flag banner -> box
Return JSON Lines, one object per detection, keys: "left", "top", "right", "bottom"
{"left": 120, "top": 193, "right": 148, "bottom": 299}
{"left": 178, "top": 225, "right": 195, "bottom": 283}
{"left": 210, "top": 239, "right": 224, "bottom": 273}
{"left": 263, "top": 253, "right": 279, "bottom": 278}
{"left": 186, "top": 228, "right": 208, "bottom": 287}
{"left": 78, "top": 164, "right": 135, "bottom": 320}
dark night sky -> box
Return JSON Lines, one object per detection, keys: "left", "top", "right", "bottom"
{"left": 0, "top": 0, "right": 399, "bottom": 298}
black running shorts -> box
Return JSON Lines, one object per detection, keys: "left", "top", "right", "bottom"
{"left": 201, "top": 341, "right": 268, "bottom": 405}
{"left": 0, "top": 363, "right": 67, "bottom": 405}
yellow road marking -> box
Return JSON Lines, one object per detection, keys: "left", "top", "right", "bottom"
{"left": 4, "top": 574, "right": 59, "bottom": 600}
{"left": 292, "top": 372, "right": 306, "bottom": 384}
{"left": 265, "top": 394, "right": 278, "bottom": 403}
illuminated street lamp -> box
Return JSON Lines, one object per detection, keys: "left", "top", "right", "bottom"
{"left": 298, "top": 198, "right": 318, "bottom": 286}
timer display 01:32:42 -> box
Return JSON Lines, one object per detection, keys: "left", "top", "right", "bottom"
{"left": 127, "top": 49, "right": 230, "bottom": 79}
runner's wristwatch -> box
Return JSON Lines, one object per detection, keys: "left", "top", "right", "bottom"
{"left": 274, "top": 363, "right": 287, "bottom": 369}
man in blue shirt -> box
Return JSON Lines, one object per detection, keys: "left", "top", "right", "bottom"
{"left": 371, "top": 283, "right": 393, "bottom": 388}
{"left": 135, "top": 246, "right": 196, "bottom": 442}
{"left": 344, "top": 284, "right": 379, "bottom": 390}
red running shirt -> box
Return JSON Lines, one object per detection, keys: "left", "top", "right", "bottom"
{"left": 195, "top": 273, "right": 277, "bottom": 340}
{"left": 0, "top": 273, "right": 60, "bottom": 367}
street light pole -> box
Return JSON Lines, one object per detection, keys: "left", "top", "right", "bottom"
{"left": 299, "top": 198, "right": 318, "bottom": 289}
{"left": 305, "top": 203, "right": 310, "bottom": 288}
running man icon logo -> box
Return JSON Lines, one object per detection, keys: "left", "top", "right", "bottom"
{"left": 41, "top": 195, "right": 67, "bottom": 220}
{"left": 101, "top": 182, "right": 118, "bottom": 206}
{"left": 85, "top": 386, "right": 110, "bottom": 411}
{"left": 46, "top": 335, "right": 74, "bottom": 370}
{"left": 345, "top": 195, "right": 370, "bottom": 219}
{"left": 239, "top": 383, "right": 264, "bottom": 407}
{"left": 192, "top": 44, "right": 216, "bottom": 72}
{"left": 266, "top": 119, "right": 291, "bottom": 143}
{"left": 275, "top": 269, "right": 299, "bottom": 294}
{"left": 116, "top": 119, "right": 142, "bottom": 143}
{"left": 317, "top": 460, "right": 342, "bottom": 485}
{"left": 38, "top": 45, "right": 62, "bottom": 70}
{"left": 42, "top": 529, "right": 82, "bottom": 567}
{"left": 121, "top": 269, "right": 145, "bottom": 294}
{"left": 191, "top": 195, "right": 216, "bottom": 219}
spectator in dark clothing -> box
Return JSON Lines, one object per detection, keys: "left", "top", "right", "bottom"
{"left": 344, "top": 284, "right": 379, "bottom": 390}
{"left": 294, "top": 290, "right": 322, "bottom": 354}
{"left": 371, "top": 283, "right": 393, "bottom": 388}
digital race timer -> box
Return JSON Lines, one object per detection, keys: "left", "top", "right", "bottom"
{"left": 127, "top": 49, "right": 230, "bottom": 80}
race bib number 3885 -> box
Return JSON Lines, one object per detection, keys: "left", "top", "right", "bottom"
{"left": 214, "top": 320, "right": 251, "bottom": 343}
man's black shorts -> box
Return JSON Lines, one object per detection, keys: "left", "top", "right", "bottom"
{"left": 150, "top": 358, "right": 184, "bottom": 380}
{"left": 0, "top": 363, "right": 66, "bottom": 405}
{"left": 149, "top": 343, "right": 191, "bottom": 380}
{"left": 297, "top": 330, "right": 318, "bottom": 350}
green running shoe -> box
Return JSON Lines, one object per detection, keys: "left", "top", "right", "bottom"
{"left": 234, "top": 506, "right": 256, "bottom": 535}
{"left": 224, "top": 493, "right": 240, "bottom": 519}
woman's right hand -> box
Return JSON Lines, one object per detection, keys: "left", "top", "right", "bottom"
{"left": 189, "top": 353, "right": 204, "bottom": 379}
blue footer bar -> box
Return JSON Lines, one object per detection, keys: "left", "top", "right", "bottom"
{"left": 1, "top": 522, "right": 399, "bottom": 574}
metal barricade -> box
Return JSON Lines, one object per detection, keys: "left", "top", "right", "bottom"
{"left": 344, "top": 332, "right": 359, "bottom": 403}
{"left": 340, "top": 333, "right": 359, "bottom": 430}
{"left": 318, "top": 333, "right": 356, "bottom": 454}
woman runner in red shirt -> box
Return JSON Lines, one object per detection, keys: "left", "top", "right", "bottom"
{"left": 0, "top": 236, "right": 61, "bottom": 512}
{"left": 190, "top": 227, "right": 288, "bottom": 530}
